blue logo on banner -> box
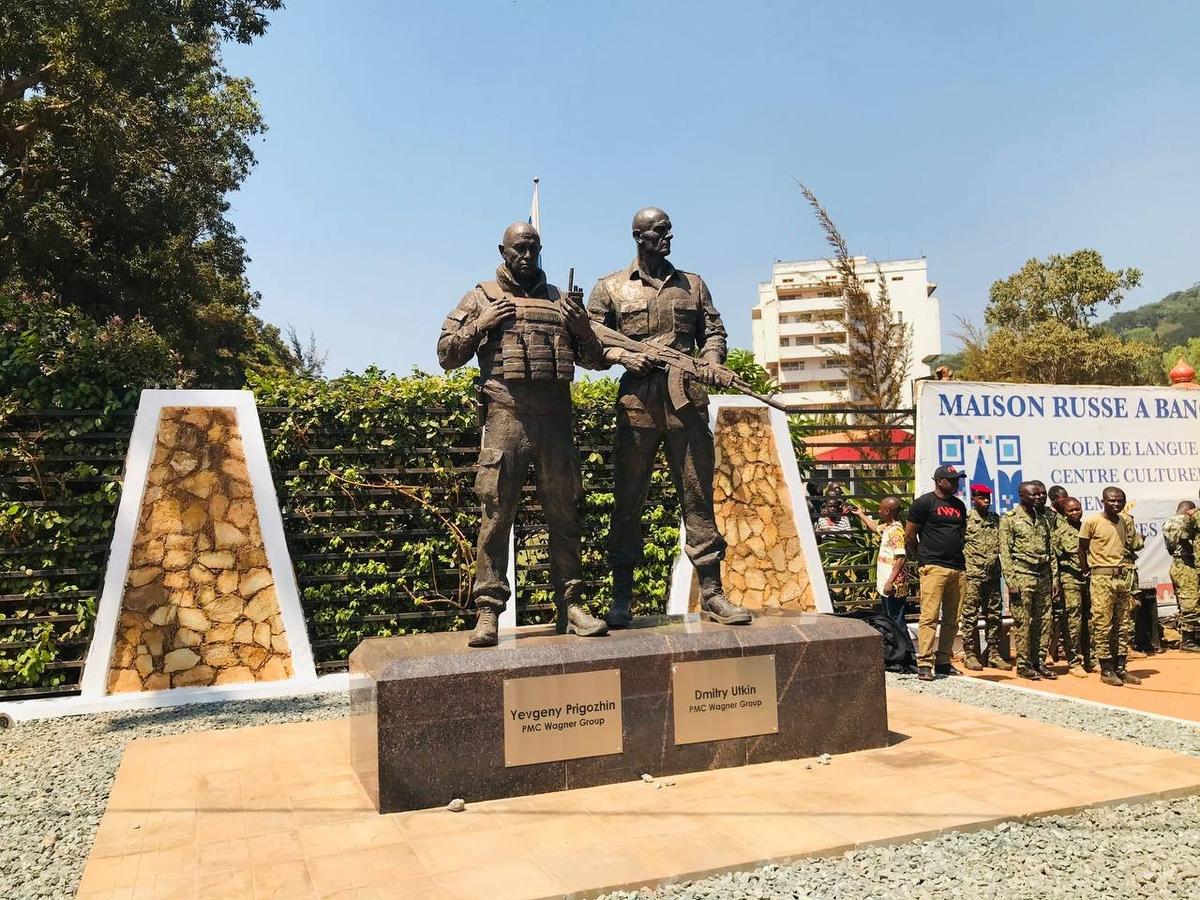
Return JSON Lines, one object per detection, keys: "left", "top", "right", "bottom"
{"left": 938, "top": 434, "right": 1022, "bottom": 512}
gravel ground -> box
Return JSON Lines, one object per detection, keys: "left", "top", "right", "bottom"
{"left": 602, "top": 673, "right": 1200, "bottom": 900}
{"left": 0, "top": 692, "right": 349, "bottom": 899}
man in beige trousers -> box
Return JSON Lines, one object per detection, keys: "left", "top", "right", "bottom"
{"left": 906, "top": 466, "right": 968, "bottom": 681}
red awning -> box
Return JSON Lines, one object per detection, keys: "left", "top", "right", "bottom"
{"left": 811, "top": 428, "right": 914, "bottom": 463}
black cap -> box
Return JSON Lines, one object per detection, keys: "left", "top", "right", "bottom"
{"left": 933, "top": 465, "right": 967, "bottom": 481}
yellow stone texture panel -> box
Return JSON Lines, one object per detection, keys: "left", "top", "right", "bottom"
{"left": 707, "top": 407, "right": 815, "bottom": 612}
{"left": 106, "top": 407, "right": 294, "bottom": 693}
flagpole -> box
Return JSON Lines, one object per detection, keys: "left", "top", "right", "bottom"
{"left": 529, "top": 176, "right": 542, "bottom": 267}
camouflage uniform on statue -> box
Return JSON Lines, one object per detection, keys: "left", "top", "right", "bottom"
{"left": 999, "top": 481, "right": 1058, "bottom": 680}
{"left": 1050, "top": 498, "right": 1088, "bottom": 675}
{"left": 959, "top": 484, "right": 1005, "bottom": 670}
{"left": 1164, "top": 501, "right": 1200, "bottom": 652}
{"left": 588, "top": 207, "right": 751, "bottom": 628}
{"left": 438, "top": 223, "right": 609, "bottom": 647}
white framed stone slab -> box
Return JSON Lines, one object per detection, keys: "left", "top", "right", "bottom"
{"left": 667, "top": 394, "right": 833, "bottom": 615}
{"left": 1, "top": 390, "right": 333, "bottom": 720}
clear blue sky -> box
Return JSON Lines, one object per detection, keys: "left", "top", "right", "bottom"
{"left": 223, "top": 1, "right": 1200, "bottom": 375}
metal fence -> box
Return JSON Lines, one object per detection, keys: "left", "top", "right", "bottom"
{"left": 0, "top": 408, "right": 135, "bottom": 699}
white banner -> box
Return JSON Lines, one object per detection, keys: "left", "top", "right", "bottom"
{"left": 916, "top": 380, "right": 1200, "bottom": 592}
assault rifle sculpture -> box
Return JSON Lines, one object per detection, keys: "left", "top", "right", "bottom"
{"left": 566, "top": 268, "right": 789, "bottom": 414}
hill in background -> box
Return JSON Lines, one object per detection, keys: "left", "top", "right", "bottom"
{"left": 1105, "top": 282, "right": 1200, "bottom": 346}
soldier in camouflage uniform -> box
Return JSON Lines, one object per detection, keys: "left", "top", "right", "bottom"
{"left": 588, "top": 207, "right": 751, "bottom": 628}
{"left": 1121, "top": 509, "right": 1151, "bottom": 653}
{"left": 1079, "top": 487, "right": 1141, "bottom": 686}
{"left": 999, "top": 481, "right": 1059, "bottom": 680}
{"left": 959, "top": 484, "right": 1005, "bottom": 670}
{"left": 438, "top": 222, "right": 609, "bottom": 647}
{"left": 1164, "top": 500, "right": 1200, "bottom": 652}
{"left": 1050, "top": 497, "right": 1088, "bottom": 675}
{"left": 1047, "top": 485, "right": 1068, "bottom": 530}
{"left": 1037, "top": 483, "right": 1070, "bottom": 668}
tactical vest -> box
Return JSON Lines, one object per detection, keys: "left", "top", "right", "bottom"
{"left": 477, "top": 281, "right": 574, "bottom": 382}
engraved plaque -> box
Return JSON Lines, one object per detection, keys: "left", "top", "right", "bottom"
{"left": 503, "top": 669, "right": 623, "bottom": 767}
{"left": 672, "top": 655, "right": 778, "bottom": 745}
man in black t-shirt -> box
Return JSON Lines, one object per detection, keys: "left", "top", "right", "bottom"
{"left": 906, "top": 465, "right": 968, "bottom": 680}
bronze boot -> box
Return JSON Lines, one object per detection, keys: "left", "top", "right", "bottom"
{"left": 697, "top": 566, "right": 752, "bottom": 625}
{"left": 467, "top": 608, "right": 500, "bottom": 648}
{"left": 563, "top": 604, "right": 608, "bottom": 637}
{"left": 558, "top": 582, "right": 608, "bottom": 637}
{"left": 605, "top": 566, "right": 635, "bottom": 629}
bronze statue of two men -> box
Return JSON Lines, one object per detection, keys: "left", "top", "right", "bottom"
{"left": 438, "top": 208, "right": 752, "bottom": 647}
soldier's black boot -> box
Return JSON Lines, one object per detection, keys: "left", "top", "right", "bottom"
{"left": 605, "top": 566, "right": 635, "bottom": 629}
{"left": 1180, "top": 632, "right": 1200, "bottom": 652}
{"left": 1099, "top": 659, "right": 1123, "bottom": 687}
{"left": 1115, "top": 655, "right": 1142, "bottom": 685}
{"left": 468, "top": 608, "right": 500, "bottom": 648}
{"left": 698, "top": 566, "right": 752, "bottom": 625}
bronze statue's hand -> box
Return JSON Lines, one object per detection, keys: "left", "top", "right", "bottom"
{"left": 476, "top": 298, "right": 516, "bottom": 331}
{"left": 558, "top": 298, "right": 593, "bottom": 338}
{"left": 620, "top": 350, "right": 655, "bottom": 376}
{"left": 696, "top": 359, "right": 734, "bottom": 388}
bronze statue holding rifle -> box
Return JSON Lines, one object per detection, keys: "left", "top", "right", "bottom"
{"left": 588, "top": 206, "right": 754, "bottom": 629}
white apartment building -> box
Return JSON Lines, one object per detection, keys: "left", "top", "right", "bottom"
{"left": 751, "top": 257, "right": 942, "bottom": 409}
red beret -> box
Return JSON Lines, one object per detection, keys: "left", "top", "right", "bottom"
{"left": 970, "top": 483, "right": 992, "bottom": 495}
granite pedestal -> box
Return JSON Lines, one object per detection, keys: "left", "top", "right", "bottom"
{"left": 350, "top": 610, "right": 887, "bottom": 813}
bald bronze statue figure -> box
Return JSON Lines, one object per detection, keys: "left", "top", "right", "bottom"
{"left": 438, "top": 223, "right": 609, "bottom": 646}
{"left": 588, "top": 208, "right": 752, "bottom": 627}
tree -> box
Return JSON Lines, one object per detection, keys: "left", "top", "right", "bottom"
{"left": 0, "top": 291, "right": 188, "bottom": 411}
{"left": 286, "top": 325, "right": 329, "bottom": 379}
{"left": 959, "top": 319, "right": 1161, "bottom": 386}
{"left": 797, "top": 184, "right": 912, "bottom": 411}
{"left": 984, "top": 249, "right": 1142, "bottom": 331}
{"left": 0, "top": 1, "right": 292, "bottom": 386}
{"left": 720, "top": 348, "right": 776, "bottom": 396}
{"left": 961, "top": 249, "right": 1159, "bottom": 386}
{"left": 796, "top": 183, "right": 912, "bottom": 466}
